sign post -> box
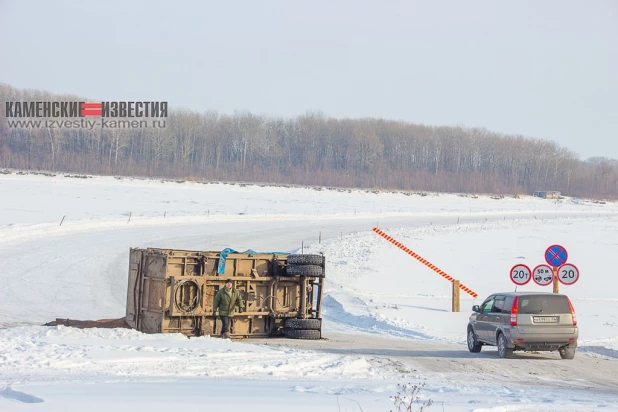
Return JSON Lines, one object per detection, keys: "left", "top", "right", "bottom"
{"left": 545, "top": 245, "right": 568, "bottom": 294}
{"left": 552, "top": 267, "right": 560, "bottom": 294}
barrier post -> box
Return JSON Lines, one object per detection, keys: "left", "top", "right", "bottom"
{"left": 452, "top": 280, "right": 460, "bottom": 312}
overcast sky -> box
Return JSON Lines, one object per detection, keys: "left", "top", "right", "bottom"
{"left": 1, "top": 0, "right": 617, "bottom": 159}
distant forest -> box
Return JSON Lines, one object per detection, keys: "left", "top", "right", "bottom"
{"left": 1, "top": 83, "right": 617, "bottom": 199}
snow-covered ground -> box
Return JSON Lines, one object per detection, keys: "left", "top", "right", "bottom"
{"left": 1, "top": 172, "right": 617, "bottom": 411}
{"left": 2, "top": 172, "right": 615, "bottom": 227}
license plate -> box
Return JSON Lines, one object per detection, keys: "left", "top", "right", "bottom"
{"left": 534, "top": 316, "right": 557, "bottom": 323}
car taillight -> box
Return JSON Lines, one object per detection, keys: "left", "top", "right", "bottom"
{"left": 566, "top": 296, "right": 577, "bottom": 326}
{"left": 510, "top": 296, "right": 519, "bottom": 326}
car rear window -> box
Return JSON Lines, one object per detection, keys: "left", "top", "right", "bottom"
{"left": 503, "top": 296, "right": 514, "bottom": 313}
{"left": 518, "top": 295, "right": 570, "bottom": 314}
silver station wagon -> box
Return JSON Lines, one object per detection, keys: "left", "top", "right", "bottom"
{"left": 467, "top": 292, "right": 578, "bottom": 359}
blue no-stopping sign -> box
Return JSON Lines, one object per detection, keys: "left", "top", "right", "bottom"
{"left": 545, "top": 244, "right": 568, "bottom": 267}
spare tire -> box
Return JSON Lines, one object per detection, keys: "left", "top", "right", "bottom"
{"left": 287, "top": 254, "right": 324, "bottom": 266}
{"left": 283, "top": 318, "right": 322, "bottom": 330}
{"left": 286, "top": 264, "right": 324, "bottom": 277}
{"left": 283, "top": 328, "right": 321, "bottom": 340}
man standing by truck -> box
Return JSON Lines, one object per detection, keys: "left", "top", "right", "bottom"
{"left": 212, "top": 278, "right": 244, "bottom": 338}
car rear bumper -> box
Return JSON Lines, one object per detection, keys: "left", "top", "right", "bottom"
{"left": 513, "top": 342, "right": 575, "bottom": 351}
{"left": 504, "top": 329, "right": 578, "bottom": 350}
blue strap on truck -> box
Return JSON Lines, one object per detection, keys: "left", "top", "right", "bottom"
{"left": 217, "top": 248, "right": 287, "bottom": 274}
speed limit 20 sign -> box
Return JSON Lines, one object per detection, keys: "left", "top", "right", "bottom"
{"left": 557, "top": 263, "right": 580, "bottom": 285}
{"left": 510, "top": 264, "right": 531, "bottom": 286}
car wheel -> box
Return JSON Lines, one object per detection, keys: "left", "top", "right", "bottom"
{"left": 559, "top": 345, "right": 576, "bottom": 360}
{"left": 497, "top": 333, "right": 513, "bottom": 359}
{"left": 467, "top": 328, "right": 482, "bottom": 353}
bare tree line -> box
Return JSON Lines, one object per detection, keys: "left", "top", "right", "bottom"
{"left": 1, "top": 83, "right": 616, "bottom": 198}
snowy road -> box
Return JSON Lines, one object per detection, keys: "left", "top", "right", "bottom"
{"left": 252, "top": 331, "right": 618, "bottom": 394}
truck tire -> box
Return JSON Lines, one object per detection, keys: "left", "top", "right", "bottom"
{"left": 287, "top": 254, "right": 324, "bottom": 266}
{"left": 283, "top": 318, "right": 322, "bottom": 330}
{"left": 286, "top": 264, "right": 324, "bottom": 277}
{"left": 284, "top": 328, "right": 321, "bottom": 340}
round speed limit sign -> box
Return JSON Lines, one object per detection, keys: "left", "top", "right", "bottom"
{"left": 510, "top": 264, "right": 532, "bottom": 286}
{"left": 532, "top": 264, "right": 554, "bottom": 286}
{"left": 557, "top": 263, "right": 580, "bottom": 285}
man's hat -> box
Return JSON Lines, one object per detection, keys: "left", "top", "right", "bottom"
{"left": 225, "top": 278, "right": 233, "bottom": 284}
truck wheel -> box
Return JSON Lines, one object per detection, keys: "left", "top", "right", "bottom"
{"left": 284, "top": 328, "right": 321, "bottom": 340}
{"left": 286, "top": 264, "right": 324, "bottom": 277}
{"left": 283, "top": 318, "right": 322, "bottom": 330}
{"left": 287, "top": 254, "right": 324, "bottom": 266}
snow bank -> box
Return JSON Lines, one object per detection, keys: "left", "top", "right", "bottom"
{"left": 0, "top": 326, "right": 379, "bottom": 383}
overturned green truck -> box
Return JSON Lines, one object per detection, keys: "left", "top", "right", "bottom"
{"left": 125, "top": 248, "right": 325, "bottom": 339}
